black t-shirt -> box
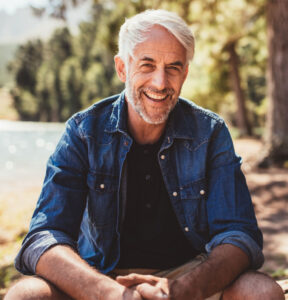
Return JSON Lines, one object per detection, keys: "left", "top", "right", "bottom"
{"left": 117, "top": 138, "right": 198, "bottom": 269}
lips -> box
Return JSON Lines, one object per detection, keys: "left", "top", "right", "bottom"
{"left": 143, "top": 90, "right": 169, "bottom": 102}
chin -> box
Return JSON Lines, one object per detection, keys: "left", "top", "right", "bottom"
{"left": 139, "top": 111, "right": 169, "bottom": 125}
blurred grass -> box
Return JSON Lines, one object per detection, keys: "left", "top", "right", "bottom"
{"left": 0, "top": 185, "right": 39, "bottom": 297}
{"left": 229, "top": 126, "right": 265, "bottom": 139}
{"left": 0, "top": 263, "right": 22, "bottom": 299}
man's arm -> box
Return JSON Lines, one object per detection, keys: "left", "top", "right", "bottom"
{"left": 117, "top": 244, "right": 249, "bottom": 300}
{"left": 36, "top": 244, "right": 142, "bottom": 300}
{"left": 169, "top": 244, "right": 249, "bottom": 299}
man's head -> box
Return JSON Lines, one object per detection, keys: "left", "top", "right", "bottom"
{"left": 115, "top": 10, "right": 195, "bottom": 125}
{"left": 117, "top": 9, "right": 195, "bottom": 67}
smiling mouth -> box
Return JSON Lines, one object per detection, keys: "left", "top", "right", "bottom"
{"left": 143, "top": 91, "right": 169, "bottom": 102}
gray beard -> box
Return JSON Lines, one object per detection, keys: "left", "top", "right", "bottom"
{"left": 125, "top": 80, "right": 175, "bottom": 125}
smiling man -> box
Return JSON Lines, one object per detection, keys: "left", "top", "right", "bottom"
{"left": 6, "top": 9, "right": 284, "bottom": 300}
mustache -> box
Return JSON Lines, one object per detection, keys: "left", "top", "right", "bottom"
{"left": 140, "top": 87, "right": 175, "bottom": 96}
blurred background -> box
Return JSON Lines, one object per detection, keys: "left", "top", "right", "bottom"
{"left": 0, "top": 0, "right": 287, "bottom": 297}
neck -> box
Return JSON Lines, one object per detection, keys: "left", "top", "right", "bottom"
{"left": 126, "top": 102, "right": 166, "bottom": 145}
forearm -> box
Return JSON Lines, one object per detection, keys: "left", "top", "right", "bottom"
{"left": 172, "top": 244, "right": 250, "bottom": 299}
{"left": 36, "top": 244, "right": 126, "bottom": 300}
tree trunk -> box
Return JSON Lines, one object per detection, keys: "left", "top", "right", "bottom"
{"left": 260, "top": 0, "right": 288, "bottom": 167}
{"left": 227, "top": 41, "right": 252, "bottom": 137}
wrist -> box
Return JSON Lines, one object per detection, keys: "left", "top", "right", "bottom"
{"left": 170, "top": 277, "right": 204, "bottom": 300}
{"left": 94, "top": 276, "right": 126, "bottom": 300}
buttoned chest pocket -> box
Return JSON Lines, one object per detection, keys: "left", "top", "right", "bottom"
{"left": 86, "top": 171, "right": 119, "bottom": 227}
{"left": 179, "top": 178, "right": 209, "bottom": 235}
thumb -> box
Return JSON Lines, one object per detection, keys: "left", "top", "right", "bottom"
{"left": 137, "top": 283, "right": 169, "bottom": 299}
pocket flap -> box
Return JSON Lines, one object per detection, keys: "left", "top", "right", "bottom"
{"left": 180, "top": 178, "right": 207, "bottom": 199}
{"left": 87, "top": 171, "right": 118, "bottom": 192}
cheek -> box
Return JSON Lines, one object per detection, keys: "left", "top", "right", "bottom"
{"left": 131, "top": 72, "right": 151, "bottom": 86}
{"left": 173, "top": 77, "right": 186, "bottom": 92}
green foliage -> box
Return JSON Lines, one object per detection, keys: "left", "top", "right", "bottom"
{"left": 60, "top": 57, "right": 83, "bottom": 120}
{"left": 8, "top": 40, "right": 43, "bottom": 93}
{"left": 8, "top": 4, "right": 125, "bottom": 122}
{"left": 271, "top": 268, "right": 288, "bottom": 280}
{"left": 0, "top": 263, "right": 21, "bottom": 289}
{"left": 11, "top": 89, "right": 39, "bottom": 120}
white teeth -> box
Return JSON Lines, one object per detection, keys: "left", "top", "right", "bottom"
{"left": 145, "top": 91, "right": 166, "bottom": 100}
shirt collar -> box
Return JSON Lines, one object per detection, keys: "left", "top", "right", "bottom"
{"left": 105, "top": 90, "right": 195, "bottom": 141}
{"left": 105, "top": 90, "right": 128, "bottom": 135}
{"left": 165, "top": 100, "right": 195, "bottom": 141}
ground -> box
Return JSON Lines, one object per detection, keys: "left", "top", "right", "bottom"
{"left": 0, "top": 138, "right": 287, "bottom": 299}
{"left": 234, "top": 139, "right": 288, "bottom": 298}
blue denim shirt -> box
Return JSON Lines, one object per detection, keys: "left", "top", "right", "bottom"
{"left": 15, "top": 91, "right": 264, "bottom": 275}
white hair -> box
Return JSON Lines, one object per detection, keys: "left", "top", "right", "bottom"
{"left": 117, "top": 9, "right": 195, "bottom": 65}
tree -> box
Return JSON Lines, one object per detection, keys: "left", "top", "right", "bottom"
{"left": 9, "top": 3, "right": 127, "bottom": 122}
{"left": 7, "top": 40, "right": 44, "bottom": 120}
{"left": 259, "top": 0, "right": 288, "bottom": 167}
{"left": 226, "top": 41, "right": 252, "bottom": 136}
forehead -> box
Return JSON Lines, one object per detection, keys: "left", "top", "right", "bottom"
{"left": 132, "top": 25, "right": 187, "bottom": 63}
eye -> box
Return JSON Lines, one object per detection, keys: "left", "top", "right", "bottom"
{"left": 140, "top": 64, "right": 155, "bottom": 72}
{"left": 166, "top": 66, "right": 181, "bottom": 75}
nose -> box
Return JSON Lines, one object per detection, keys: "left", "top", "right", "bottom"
{"left": 151, "top": 68, "right": 167, "bottom": 91}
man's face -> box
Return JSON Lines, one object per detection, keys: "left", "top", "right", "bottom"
{"left": 121, "top": 26, "right": 189, "bottom": 125}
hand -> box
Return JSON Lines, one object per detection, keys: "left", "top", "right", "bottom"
{"left": 116, "top": 273, "right": 204, "bottom": 300}
{"left": 117, "top": 274, "right": 170, "bottom": 299}
{"left": 98, "top": 276, "right": 143, "bottom": 300}
{"left": 122, "top": 287, "right": 143, "bottom": 300}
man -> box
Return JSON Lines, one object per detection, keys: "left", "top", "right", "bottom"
{"left": 6, "top": 9, "right": 284, "bottom": 300}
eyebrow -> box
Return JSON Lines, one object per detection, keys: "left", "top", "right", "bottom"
{"left": 169, "top": 61, "right": 184, "bottom": 68}
{"left": 140, "top": 56, "right": 184, "bottom": 68}
{"left": 140, "top": 56, "right": 155, "bottom": 62}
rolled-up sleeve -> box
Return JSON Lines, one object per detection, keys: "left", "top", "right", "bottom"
{"left": 15, "top": 117, "right": 89, "bottom": 275}
{"left": 15, "top": 230, "right": 77, "bottom": 275}
{"left": 205, "top": 122, "right": 264, "bottom": 269}
{"left": 205, "top": 230, "right": 264, "bottom": 269}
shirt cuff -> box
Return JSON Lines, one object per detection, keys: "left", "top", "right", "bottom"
{"left": 205, "top": 230, "right": 264, "bottom": 269}
{"left": 15, "top": 230, "right": 77, "bottom": 275}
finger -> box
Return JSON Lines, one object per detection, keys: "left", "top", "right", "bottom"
{"left": 136, "top": 283, "right": 169, "bottom": 300}
{"left": 116, "top": 274, "right": 159, "bottom": 287}
{"left": 157, "top": 278, "right": 170, "bottom": 295}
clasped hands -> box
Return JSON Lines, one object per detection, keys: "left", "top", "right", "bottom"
{"left": 116, "top": 273, "right": 171, "bottom": 299}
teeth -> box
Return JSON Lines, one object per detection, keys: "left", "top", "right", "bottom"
{"left": 145, "top": 91, "right": 166, "bottom": 100}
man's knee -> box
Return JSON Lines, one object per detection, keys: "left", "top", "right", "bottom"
{"left": 4, "top": 276, "right": 72, "bottom": 300}
{"left": 222, "top": 271, "right": 285, "bottom": 300}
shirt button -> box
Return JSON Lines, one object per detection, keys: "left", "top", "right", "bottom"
{"left": 160, "top": 155, "right": 165, "bottom": 160}
{"left": 184, "top": 227, "right": 189, "bottom": 232}
{"left": 173, "top": 191, "right": 178, "bottom": 197}
{"left": 200, "top": 189, "right": 205, "bottom": 195}
{"left": 100, "top": 184, "right": 105, "bottom": 189}
{"left": 145, "top": 174, "right": 151, "bottom": 181}
{"left": 146, "top": 203, "right": 152, "bottom": 209}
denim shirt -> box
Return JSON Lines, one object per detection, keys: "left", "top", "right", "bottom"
{"left": 15, "top": 91, "right": 264, "bottom": 275}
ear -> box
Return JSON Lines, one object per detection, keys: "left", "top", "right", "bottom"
{"left": 114, "top": 55, "right": 126, "bottom": 83}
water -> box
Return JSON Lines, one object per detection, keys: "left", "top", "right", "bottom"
{"left": 0, "top": 120, "right": 65, "bottom": 191}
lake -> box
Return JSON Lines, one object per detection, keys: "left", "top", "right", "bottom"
{"left": 0, "top": 120, "right": 65, "bottom": 192}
